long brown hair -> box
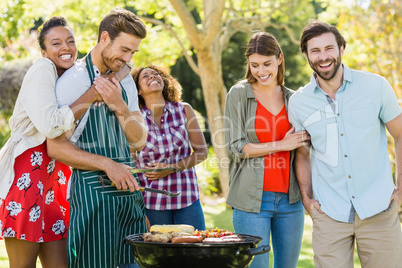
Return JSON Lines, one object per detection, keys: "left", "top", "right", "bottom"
{"left": 244, "top": 32, "right": 285, "bottom": 85}
{"left": 131, "top": 64, "right": 182, "bottom": 108}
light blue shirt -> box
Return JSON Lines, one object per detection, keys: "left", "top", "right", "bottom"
{"left": 288, "top": 65, "right": 401, "bottom": 222}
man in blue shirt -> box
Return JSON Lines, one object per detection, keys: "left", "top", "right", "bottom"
{"left": 289, "top": 21, "right": 402, "bottom": 268}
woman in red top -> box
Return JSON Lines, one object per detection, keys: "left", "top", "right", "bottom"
{"left": 224, "top": 32, "right": 310, "bottom": 268}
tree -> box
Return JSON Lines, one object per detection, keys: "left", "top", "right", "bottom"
{"left": 172, "top": 28, "right": 310, "bottom": 140}
{"left": 1, "top": 0, "right": 319, "bottom": 197}
{"left": 132, "top": 0, "right": 317, "bottom": 197}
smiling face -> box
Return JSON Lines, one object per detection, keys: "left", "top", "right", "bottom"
{"left": 248, "top": 53, "right": 282, "bottom": 87}
{"left": 138, "top": 68, "right": 164, "bottom": 96}
{"left": 305, "top": 32, "right": 344, "bottom": 81}
{"left": 100, "top": 32, "right": 142, "bottom": 73}
{"left": 41, "top": 26, "right": 77, "bottom": 76}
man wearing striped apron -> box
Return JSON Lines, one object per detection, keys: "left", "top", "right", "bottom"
{"left": 47, "top": 8, "right": 148, "bottom": 268}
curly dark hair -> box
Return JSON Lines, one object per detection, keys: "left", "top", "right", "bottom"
{"left": 131, "top": 64, "right": 182, "bottom": 108}
{"left": 38, "top": 16, "right": 70, "bottom": 50}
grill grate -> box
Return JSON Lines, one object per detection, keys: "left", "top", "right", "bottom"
{"left": 125, "top": 233, "right": 262, "bottom": 246}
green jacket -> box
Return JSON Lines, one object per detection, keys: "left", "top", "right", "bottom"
{"left": 224, "top": 81, "right": 301, "bottom": 213}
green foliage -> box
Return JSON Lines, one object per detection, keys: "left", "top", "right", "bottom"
{"left": 0, "top": 0, "right": 316, "bottom": 114}
{"left": 265, "top": 25, "right": 310, "bottom": 90}
{"left": 0, "top": 114, "right": 11, "bottom": 148}
{"left": 171, "top": 55, "right": 206, "bottom": 115}
{"left": 0, "top": 0, "right": 184, "bottom": 66}
{"left": 0, "top": 0, "right": 26, "bottom": 52}
{"left": 221, "top": 32, "right": 249, "bottom": 87}
{"left": 173, "top": 28, "right": 310, "bottom": 115}
{"left": 1, "top": 0, "right": 399, "bottom": 195}
{"left": 336, "top": 0, "right": 401, "bottom": 98}
{"left": 203, "top": 202, "right": 234, "bottom": 230}
{"left": 196, "top": 147, "right": 221, "bottom": 196}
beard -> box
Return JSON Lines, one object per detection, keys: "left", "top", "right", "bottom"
{"left": 100, "top": 43, "right": 124, "bottom": 73}
{"left": 308, "top": 54, "right": 342, "bottom": 81}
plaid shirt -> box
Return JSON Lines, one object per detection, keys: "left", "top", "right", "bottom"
{"left": 136, "top": 102, "right": 200, "bottom": 210}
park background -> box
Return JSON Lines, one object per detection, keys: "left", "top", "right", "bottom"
{"left": 0, "top": 0, "right": 400, "bottom": 267}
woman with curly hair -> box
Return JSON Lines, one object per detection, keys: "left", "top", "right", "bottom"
{"left": 131, "top": 64, "right": 208, "bottom": 230}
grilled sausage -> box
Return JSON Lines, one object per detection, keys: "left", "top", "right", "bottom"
{"left": 171, "top": 236, "right": 204, "bottom": 243}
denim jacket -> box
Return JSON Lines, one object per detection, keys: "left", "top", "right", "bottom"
{"left": 224, "top": 81, "right": 301, "bottom": 213}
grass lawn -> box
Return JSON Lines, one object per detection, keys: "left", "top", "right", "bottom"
{"left": 0, "top": 200, "right": 399, "bottom": 268}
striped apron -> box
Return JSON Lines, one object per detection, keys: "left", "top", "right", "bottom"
{"left": 67, "top": 54, "right": 147, "bottom": 268}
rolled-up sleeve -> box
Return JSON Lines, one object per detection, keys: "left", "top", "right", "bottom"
{"left": 379, "top": 77, "right": 401, "bottom": 123}
{"left": 21, "top": 59, "right": 74, "bottom": 139}
{"left": 224, "top": 88, "right": 248, "bottom": 163}
{"left": 121, "top": 74, "right": 139, "bottom": 112}
{"left": 288, "top": 96, "right": 304, "bottom": 132}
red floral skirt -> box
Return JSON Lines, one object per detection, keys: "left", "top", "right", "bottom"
{"left": 0, "top": 142, "right": 71, "bottom": 242}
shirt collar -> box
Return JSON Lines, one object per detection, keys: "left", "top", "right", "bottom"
{"left": 311, "top": 64, "right": 353, "bottom": 93}
{"left": 343, "top": 65, "right": 353, "bottom": 83}
{"left": 142, "top": 101, "right": 172, "bottom": 115}
{"left": 245, "top": 82, "right": 255, "bottom": 99}
{"left": 43, "top": 57, "right": 59, "bottom": 78}
{"left": 164, "top": 101, "right": 176, "bottom": 114}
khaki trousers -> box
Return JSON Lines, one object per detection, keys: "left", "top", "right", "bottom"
{"left": 311, "top": 201, "right": 402, "bottom": 268}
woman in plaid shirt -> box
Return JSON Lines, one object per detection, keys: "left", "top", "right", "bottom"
{"left": 132, "top": 64, "right": 208, "bottom": 230}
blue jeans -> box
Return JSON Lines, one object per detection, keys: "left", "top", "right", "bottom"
{"left": 232, "top": 192, "right": 304, "bottom": 268}
{"left": 145, "top": 199, "right": 206, "bottom": 230}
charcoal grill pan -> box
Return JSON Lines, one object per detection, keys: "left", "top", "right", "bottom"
{"left": 124, "top": 233, "right": 270, "bottom": 268}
